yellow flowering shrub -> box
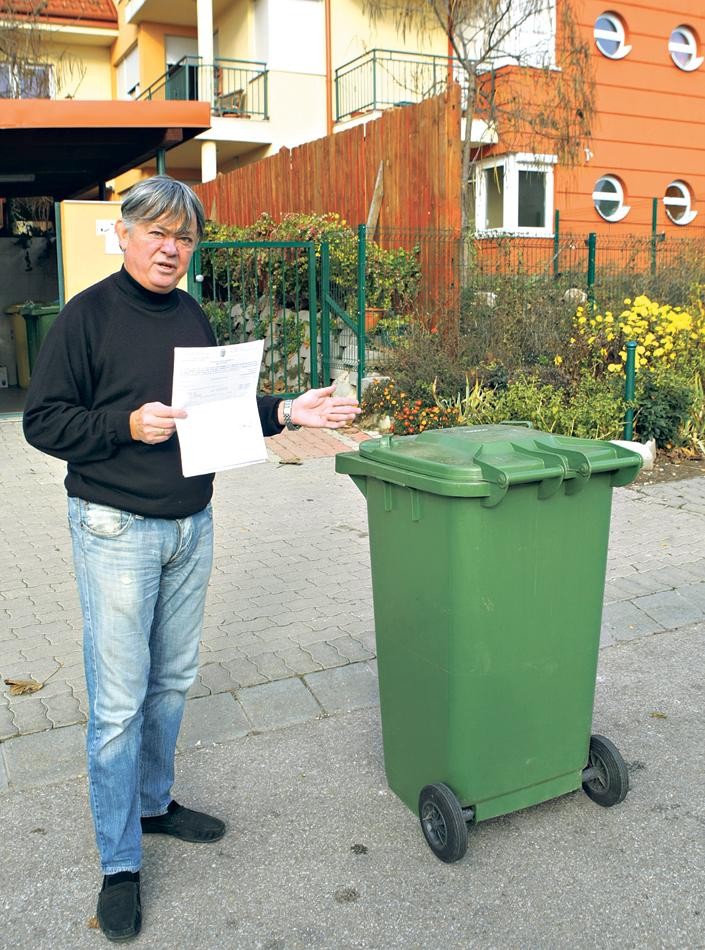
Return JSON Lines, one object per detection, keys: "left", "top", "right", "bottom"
{"left": 566, "top": 294, "right": 705, "bottom": 377}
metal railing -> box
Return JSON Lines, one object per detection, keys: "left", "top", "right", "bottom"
{"left": 139, "top": 55, "right": 268, "bottom": 119}
{"left": 335, "top": 48, "right": 464, "bottom": 122}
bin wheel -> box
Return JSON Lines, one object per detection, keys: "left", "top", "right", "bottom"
{"left": 582, "top": 734, "right": 629, "bottom": 807}
{"left": 418, "top": 783, "right": 468, "bottom": 863}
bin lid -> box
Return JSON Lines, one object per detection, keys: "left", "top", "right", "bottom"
{"left": 20, "top": 302, "right": 60, "bottom": 316}
{"left": 339, "top": 425, "right": 642, "bottom": 505}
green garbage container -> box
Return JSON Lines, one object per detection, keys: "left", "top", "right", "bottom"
{"left": 21, "top": 302, "right": 60, "bottom": 375}
{"left": 5, "top": 305, "right": 30, "bottom": 388}
{"left": 336, "top": 425, "right": 642, "bottom": 863}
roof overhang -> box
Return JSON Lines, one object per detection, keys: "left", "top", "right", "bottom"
{"left": 0, "top": 99, "right": 211, "bottom": 199}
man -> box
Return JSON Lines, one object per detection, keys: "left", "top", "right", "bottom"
{"left": 23, "top": 176, "right": 360, "bottom": 941}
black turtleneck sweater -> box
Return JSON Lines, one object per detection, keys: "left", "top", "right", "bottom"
{"left": 23, "top": 267, "right": 283, "bottom": 519}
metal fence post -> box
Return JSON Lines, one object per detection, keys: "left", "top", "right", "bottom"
{"left": 188, "top": 247, "right": 202, "bottom": 302}
{"left": 553, "top": 209, "right": 560, "bottom": 279}
{"left": 623, "top": 340, "right": 637, "bottom": 439}
{"left": 320, "top": 242, "right": 330, "bottom": 388}
{"left": 586, "top": 232, "right": 596, "bottom": 308}
{"left": 650, "top": 197, "right": 658, "bottom": 277}
{"left": 308, "top": 243, "right": 319, "bottom": 389}
{"left": 357, "top": 223, "right": 367, "bottom": 398}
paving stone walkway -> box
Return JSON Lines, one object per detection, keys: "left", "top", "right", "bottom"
{"left": 1, "top": 414, "right": 704, "bottom": 791}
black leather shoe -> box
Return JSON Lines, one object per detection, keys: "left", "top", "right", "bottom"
{"left": 97, "top": 873, "right": 141, "bottom": 942}
{"left": 141, "top": 800, "right": 225, "bottom": 843}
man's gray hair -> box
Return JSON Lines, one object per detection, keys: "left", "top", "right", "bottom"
{"left": 121, "top": 175, "right": 205, "bottom": 238}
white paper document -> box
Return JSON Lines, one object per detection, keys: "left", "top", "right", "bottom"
{"left": 172, "top": 340, "right": 267, "bottom": 477}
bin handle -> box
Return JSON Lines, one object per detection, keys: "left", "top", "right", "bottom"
{"left": 473, "top": 443, "right": 569, "bottom": 506}
{"left": 533, "top": 440, "right": 592, "bottom": 494}
{"left": 472, "top": 452, "right": 509, "bottom": 508}
{"left": 499, "top": 419, "right": 533, "bottom": 428}
{"left": 508, "top": 443, "right": 567, "bottom": 499}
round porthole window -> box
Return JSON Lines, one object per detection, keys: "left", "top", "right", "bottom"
{"left": 594, "top": 12, "right": 631, "bottom": 59}
{"left": 669, "top": 26, "right": 703, "bottom": 71}
{"left": 663, "top": 180, "right": 697, "bottom": 225}
{"left": 593, "top": 175, "right": 630, "bottom": 222}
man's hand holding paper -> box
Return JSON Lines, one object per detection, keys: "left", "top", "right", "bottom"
{"left": 172, "top": 340, "right": 267, "bottom": 477}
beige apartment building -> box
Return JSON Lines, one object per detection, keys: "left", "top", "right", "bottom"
{"left": 1, "top": 0, "right": 451, "bottom": 193}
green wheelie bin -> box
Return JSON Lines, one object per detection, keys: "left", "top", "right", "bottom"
{"left": 335, "top": 424, "right": 642, "bottom": 863}
{"left": 21, "top": 302, "right": 60, "bottom": 376}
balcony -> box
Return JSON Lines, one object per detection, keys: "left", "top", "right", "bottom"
{"left": 139, "top": 56, "right": 268, "bottom": 120}
{"left": 335, "top": 48, "right": 465, "bottom": 122}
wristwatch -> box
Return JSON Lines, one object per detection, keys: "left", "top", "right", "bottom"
{"left": 282, "top": 398, "right": 301, "bottom": 431}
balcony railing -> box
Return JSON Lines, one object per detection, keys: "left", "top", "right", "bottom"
{"left": 335, "top": 48, "right": 465, "bottom": 122}
{"left": 139, "top": 56, "right": 268, "bottom": 119}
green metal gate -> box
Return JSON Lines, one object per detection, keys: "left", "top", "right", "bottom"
{"left": 190, "top": 227, "right": 367, "bottom": 397}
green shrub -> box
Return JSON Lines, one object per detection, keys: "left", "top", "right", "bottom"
{"left": 491, "top": 376, "right": 565, "bottom": 432}
{"left": 201, "top": 300, "right": 233, "bottom": 344}
{"left": 460, "top": 275, "right": 575, "bottom": 369}
{"left": 561, "top": 376, "right": 626, "bottom": 441}
{"left": 681, "top": 372, "right": 705, "bottom": 455}
{"left": 381, "top": 324, "right": 468, "bottom": 403}
{"left": 634, "top": 369, "right": 695, "bottom": 448}
{"left": 360, "top": 378, "right": 400, "bottom": 416}
{"left": 432, "top": 374, "right": 624, "bottom": 440}
{"left": 202, "top": 213, "right": 421, "bottom": 318}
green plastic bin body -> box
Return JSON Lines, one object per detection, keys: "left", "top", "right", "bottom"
{"left": 336, "top": 425, "right": 641, "bottom": 822}
{"left": 21, "top": 303, "right": 60, "bottom": 374}
{"left": 5, "top": 306, "right": 30, "bottom": 388}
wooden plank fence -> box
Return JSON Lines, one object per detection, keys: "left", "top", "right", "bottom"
{"left": 194, "top": 85, "right": 461, "bottom": 232}
{"left": 194, "top": 86, "right": 462, "bottom": 327}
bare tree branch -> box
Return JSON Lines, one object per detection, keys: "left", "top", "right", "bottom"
{"left": 362, "top": 0, "right": 595, "bottom": 230}
{"left": 0, "top": 0, "right": 87, "bottom": 99}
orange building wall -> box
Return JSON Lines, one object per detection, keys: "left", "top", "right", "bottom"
{"left": 556, "top": 0, "right": 705, "bottom": 234}
{"left": 138, "top": 22, "right": 197, "bottom": 91}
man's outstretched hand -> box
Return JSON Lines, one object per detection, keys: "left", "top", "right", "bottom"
{"left": 284, "top": 386, "right": 361, "bottom": 429}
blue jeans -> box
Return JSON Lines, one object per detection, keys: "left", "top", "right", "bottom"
{"left": 68, "top": 497, "right": 213, "bottom": 874}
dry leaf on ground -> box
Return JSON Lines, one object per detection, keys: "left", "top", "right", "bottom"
{"left": 3, "top": 661, "right": 64, "bottom": 696}
{"left": 3, "top": 678, "right": 43, "bottom": 696}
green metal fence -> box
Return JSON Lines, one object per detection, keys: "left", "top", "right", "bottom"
{"left": 190, "top": 223, "right": 705, "bottom": 410}
{"left": 372, "top": 223, "right": 705, "bottom": 321}
{"left": 190, "top": 234, "right": 367, "bottom": 397}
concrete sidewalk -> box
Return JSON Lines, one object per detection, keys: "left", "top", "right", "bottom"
{"left": 0, "top": 622, "right": 703, "bottom": 948}
{"left": 2, "top": 415, "right": 705, "bottom": 761}
{"left": 1, "top": 416, "right": 704, "bottom": 946}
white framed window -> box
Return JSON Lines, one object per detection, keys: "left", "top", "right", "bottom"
{"left": 474, "top": 154, "right": 556, "bottom": 235}
{"left": 669, "top": 26, "right": 703, "bottom": 72}
{"left": 117, "top": 46, "right": 140, "bottom": 99}
{"left": 663, "top": 180, "right": 697, "bottom": 225}
{"left": 594, "top": 12, "right": 631, "bottom": 60}
{"left": 593, "top": 175, "right": 630, "bottom": 222}
{"left": 0, "top": 62, "right": 53, "bottom": 98}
